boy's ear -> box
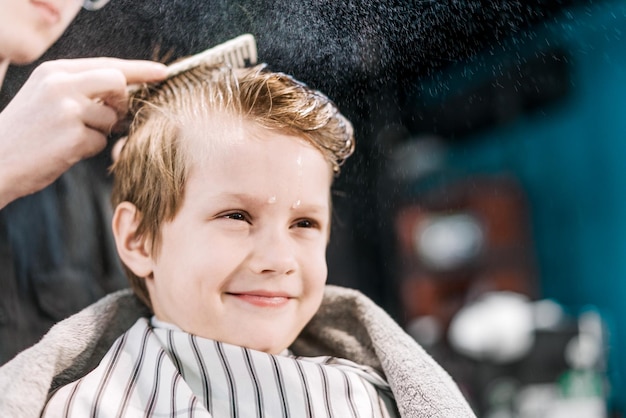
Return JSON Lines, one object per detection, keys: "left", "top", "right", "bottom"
{"left": 112, "top": 201, "right": 153, "bottom": 278}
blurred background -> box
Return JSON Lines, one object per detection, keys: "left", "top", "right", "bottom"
{"left": 3, "top": 0, "right": 626, "bottom": 416}
{"left": 338, "top": 0, "right": 626, "bottom": 416}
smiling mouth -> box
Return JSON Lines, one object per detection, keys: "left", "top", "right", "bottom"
{"left": 227, "top": 292, "right": 292, "bottom": 307}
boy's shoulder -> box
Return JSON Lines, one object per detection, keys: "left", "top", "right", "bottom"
{"left": 0, "top": 289, "right": 147, "bottom": 417}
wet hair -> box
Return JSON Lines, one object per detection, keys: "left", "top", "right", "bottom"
{"left": 110, "top": 63, "right": 354, "bottom": 309}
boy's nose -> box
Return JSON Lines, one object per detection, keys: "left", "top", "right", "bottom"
{"left": 249, "top": 227, "right": 297, "bottom": 276}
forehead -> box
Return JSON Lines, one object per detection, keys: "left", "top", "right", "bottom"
{"left": 177, "top": 115, "right": 333, "bottom": 210}
{"left": 179, "top": 112, "right": 330, "bottom": 171}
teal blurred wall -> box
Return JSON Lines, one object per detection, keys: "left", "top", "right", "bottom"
{"left": 435, "top": 0, "right": 626, "bottom": 408}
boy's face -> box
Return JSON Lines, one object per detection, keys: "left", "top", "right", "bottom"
{"left": 145, "top": 116, "right": 332, "bottom": 354}
{"left": 0, "top": 0, "right": 82, "bottom": 64}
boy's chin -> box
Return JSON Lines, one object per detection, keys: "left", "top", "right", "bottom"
{"left": 235, "top": 334, "right": 294, "bottom": 355}
{"left": 242, "top": 341, "right": 289, "bottom": 355}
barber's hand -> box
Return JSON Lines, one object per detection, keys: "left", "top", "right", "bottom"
{"left": 0, "top": 58, "right": 167, "bottom": 208}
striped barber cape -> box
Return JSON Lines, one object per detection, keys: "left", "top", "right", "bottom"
{"left": 42, "top": 317, "right": 398, "bottom": 417}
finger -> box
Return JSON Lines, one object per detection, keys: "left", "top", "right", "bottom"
{"left": 81, "top": 99, "right": 119, "bottom": 135}
{"left": 47, "top": 58, "right": 168, "bottom": 84}
{"left": 70, "top": 68, "right": 129, "bottom": 114}
{"left": 74, "top": 127, "right": 109, "bottom": 159}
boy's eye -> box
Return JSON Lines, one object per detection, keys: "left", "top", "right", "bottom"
{"left": 223, "top": 212, "right": 248, "bottom": 222}
{"left": 294, "top": 219, "right": 317, "bottom": 229}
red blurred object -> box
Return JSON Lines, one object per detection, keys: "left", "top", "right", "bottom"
{"left": 394, "top": 174, "right": 537, "bottom": 329}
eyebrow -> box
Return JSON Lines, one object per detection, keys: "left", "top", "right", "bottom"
{"left": 212, "top": 193, "right": 329, "bottom": 212}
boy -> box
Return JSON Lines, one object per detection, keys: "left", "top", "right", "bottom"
{"left": 0, "top": 64, "right": 475, "bottom": 417}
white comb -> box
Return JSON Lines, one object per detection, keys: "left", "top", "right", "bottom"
{"left": 128, "top": 33, "right": 258, "bottom": 93}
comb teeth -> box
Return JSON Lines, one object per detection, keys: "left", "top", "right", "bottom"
{"left": 128, "top": 34, "right": 258, "bottom": 93}
{"left": 165, "top": 34, "right": 258, "bottom": 78}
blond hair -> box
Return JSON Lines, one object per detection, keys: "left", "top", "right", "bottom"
{"left": 110, "top": 63, "right": 354, "bottom": 309}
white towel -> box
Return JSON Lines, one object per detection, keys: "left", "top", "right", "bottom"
{"left": 0, "top": 285, "right": 476, "bottom": 417}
